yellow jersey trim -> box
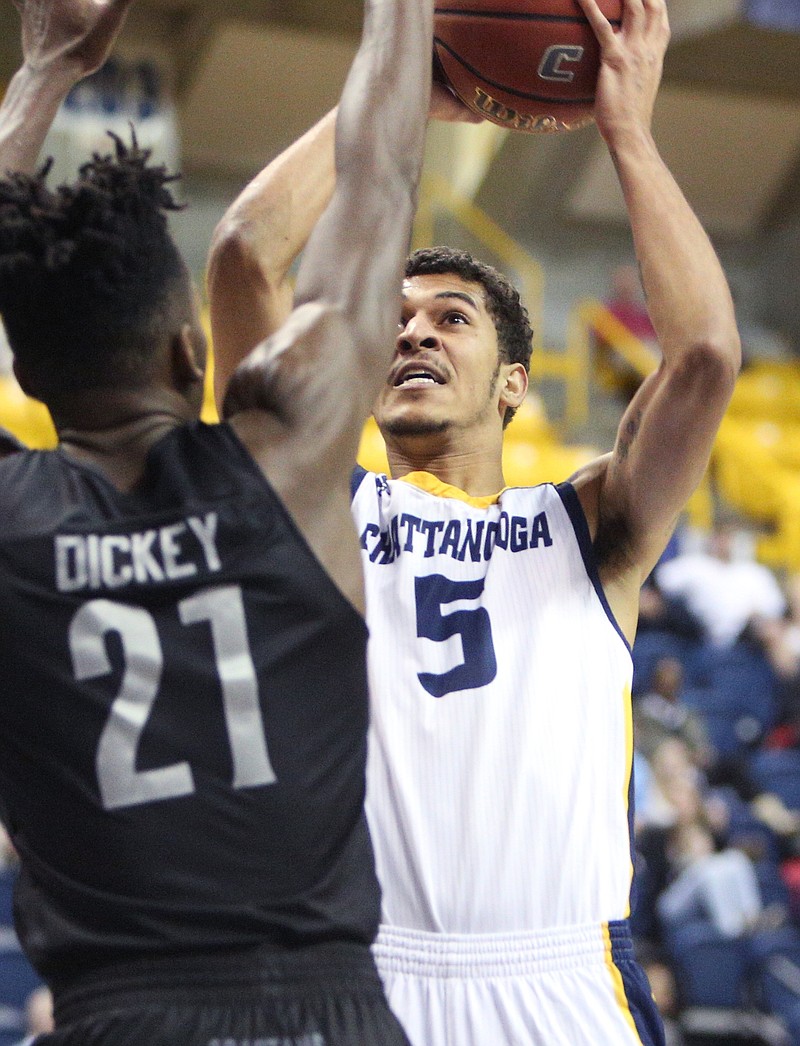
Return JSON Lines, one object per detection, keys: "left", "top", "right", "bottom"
{"left": 603, "top": 923, "right": 641, "bottom": 1042}
{"left": 398, "top": 471, "right": 504, "bottom": 508}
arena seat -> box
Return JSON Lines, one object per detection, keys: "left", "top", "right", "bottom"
{"left": 0, "top": 943, "right": 42, "bottom": 1044}
{"left": 665, "top": 921, "right": 750, "bottom": 1008}
{"left": 0, "top": 1007, "right": 25, "bottom": 1046}
{"left": 747, "top": 928, "right": 800, "bottom": 1042}
{"left": 0, "top": 867, "right": 15, "bottom": 927}
{"left": 750, "top": 750, "right": 800, "bottom": 812}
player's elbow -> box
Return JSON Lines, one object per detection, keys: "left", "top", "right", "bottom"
{"left": 207, "top": 213, "right": 276, "bottom": 301}
{"left": 672, "top": 334, "right": 741, "bottom": 403}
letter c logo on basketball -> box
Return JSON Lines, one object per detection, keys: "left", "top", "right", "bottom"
{"left": 538, "top": 45, "right": 584, "bottom": 83}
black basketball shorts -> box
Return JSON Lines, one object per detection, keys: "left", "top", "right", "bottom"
{"left": 40, "top": 942, "right": 410, "bottom": 1046}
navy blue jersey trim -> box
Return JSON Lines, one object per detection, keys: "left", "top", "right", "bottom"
{"left": 627, "top": 756, "right": 637, "bottom": 900}
{"left": 351, "top": 465, "right": 369, "bottom": 502}
{"left": 608, "top": 921, "right": 667, "bottom": 1046}
{"left": 555, "top": 482, "right": 631, "bottom": 655}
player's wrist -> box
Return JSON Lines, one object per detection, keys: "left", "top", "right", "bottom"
{"left": 598, "top": 120, "right": 658, "bottom": 159}
{"left": 19, "top": 56, "right": 84, "bottom": 96}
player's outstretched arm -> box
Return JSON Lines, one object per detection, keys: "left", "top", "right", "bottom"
{"left": 572, "top": 0, "right": 740, "bottom": 605}
{"left": 208, "top": 81, "right": 477, "bottom": 408}
{"left": 207, "top": 108, "right": 338, "bottom": 404}
{"left": 224, "top": 0, "right": 434, "bottom": 440}
{"left": 221, "top": 0, "right": 434, "bottom": 608}
{"left": 0, "top": 0, "right": 135, "bottom": 174}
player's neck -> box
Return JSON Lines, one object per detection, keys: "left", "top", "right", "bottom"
{"left": 53, "top": 388, "right": 197, "bottom": 492}
{"left": 385, "top": 438, "right": 506, "bottom": 498}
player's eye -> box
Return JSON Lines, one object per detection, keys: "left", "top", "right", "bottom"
{"left": 444, "top": 311, "right": 468, "bottom": 325}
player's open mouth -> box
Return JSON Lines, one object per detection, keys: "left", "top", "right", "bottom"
{"left": 392, "top": 365, "right": 446, "bottom": 388}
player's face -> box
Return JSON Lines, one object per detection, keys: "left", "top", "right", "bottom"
{"left": 374, "top": 273, "right": 507, "bottom": 440}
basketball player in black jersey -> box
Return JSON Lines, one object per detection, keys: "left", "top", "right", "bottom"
{"left": 0, "top": 0, "right": 435, "bottom": 1043}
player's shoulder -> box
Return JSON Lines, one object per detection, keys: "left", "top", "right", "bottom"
{"left": 351, "top": 464, "right": 391, "bottom": 500}
{"left": 0, "top": 446, "right": 66, "bottom": 536}
{"left": 151, "top": 420, "right": 268, "bottom": 493}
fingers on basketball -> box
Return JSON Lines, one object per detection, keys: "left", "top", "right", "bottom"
{"left": 433, "top": 0, "right": 624, "bottom": 134}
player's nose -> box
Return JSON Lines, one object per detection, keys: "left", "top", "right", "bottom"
{"left": 397, "top": 313, "right": 441, "bottom": 353}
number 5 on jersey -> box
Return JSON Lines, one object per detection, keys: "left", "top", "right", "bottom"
{"left": 69, "top": 585, "right": 276, "bottom": 811}
{"left": 415, "top": 574, "right": 498, "bottom": 698}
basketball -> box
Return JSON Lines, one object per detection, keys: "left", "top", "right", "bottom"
{"left": 433, "top": 0, "right": 623, "bottom": 133}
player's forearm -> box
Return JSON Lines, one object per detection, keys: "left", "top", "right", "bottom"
{"left": 611, "top": 126, "right": 740, "bottom": 373}
{"left": 208, "top": 108, "right": 336, "bottom": 297}
{"left": 208, "top": 109, "right": 337, "bottom": 402}
{"left": 294, "top": 0, "right": 433, "bottom": 342}
{"left": 0, "top": 62, "right": 77, "bottom": 175}
{"left": 334, "top": 0, "right": 433, "bottom": 196}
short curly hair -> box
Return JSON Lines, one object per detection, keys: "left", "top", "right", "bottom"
{"left": 0, "top": 133, "right": 189, "bottom": 400}
{"left": 405, "top": 247, "right": 533, "bottom": 426}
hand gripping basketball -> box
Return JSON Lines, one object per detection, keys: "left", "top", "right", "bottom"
{"left": 575, "top": 0, "right": 670, "bottom": 142}
{"left": 433, "top": 0, "right": 623, "bottom": 134}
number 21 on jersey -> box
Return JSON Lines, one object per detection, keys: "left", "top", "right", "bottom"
{"left": 68, "top": 585, "right": 275, "bottom": 812}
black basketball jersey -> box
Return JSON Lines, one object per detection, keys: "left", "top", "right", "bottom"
{"left": 0, "top": 425, "right": 24, "bottom": 457}
{"left": 0, "top": 422, "right": 378, "bottom": 987}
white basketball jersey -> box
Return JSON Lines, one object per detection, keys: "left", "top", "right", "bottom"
{"left": 352, "top": 468, "right": 635, "bottom": 935}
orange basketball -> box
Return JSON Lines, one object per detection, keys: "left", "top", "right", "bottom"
{"left": 433, "top": 0, "right": 623, "bottom": 133}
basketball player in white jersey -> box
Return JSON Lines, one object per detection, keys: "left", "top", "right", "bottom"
{"left": 208, "top": 0, "right": 741, "bottom": 1042}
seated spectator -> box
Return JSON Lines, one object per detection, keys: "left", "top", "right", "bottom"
{"left": 13, "top": 985, "right": 54, "bottom": 1045}
{"left": 637, "top": 736, "right": 707, "bottom": 831}
{"left": 656, "top": 521, "right": 786, "bottom": 650}
{"left": 634, "top": 656, "right": 710, "bottom": 766}
{"left": 658, "top": 820, "right": 764, "bottom": 939}
{"left": 752, "top": 572, "right": 800, "bottom": 740}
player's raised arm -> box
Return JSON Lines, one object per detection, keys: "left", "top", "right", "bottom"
{"left": 572, "top": 0, "right": 741, "bottom": 602}
{"left": 223, "top": 0, "right": 434, "bottom": 445}
{"left": 208, "top": 78, "right": 477, "bottom": 408}
{"left": 206, "top": 108, "right": 338, "bottom": 403}
{"left": 218, "top": 0, "right": 434, "bottom": 609}
{"left": 0, "top": 0, "right": 135, "bottom": 175}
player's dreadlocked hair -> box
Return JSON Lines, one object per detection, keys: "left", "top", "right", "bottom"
{"left": 0, "top": 133, "right": 188, "bottom": 400}
{"left": 405, "top": 246, "right": 533, "bottom": 426}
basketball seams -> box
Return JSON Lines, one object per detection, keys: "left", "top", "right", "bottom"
{"left": 433, "top": 0, "right": 621, "bottom": 133}
{"left": 434, "top": 38, "right": 596, "bottom": 105}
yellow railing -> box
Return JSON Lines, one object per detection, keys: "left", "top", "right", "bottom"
{"left": 415, "top": 172, "right": 545, "bottom": 353}
{"left": 569, "top": 299, "right": 717, "bottom": 532}
{"left": 578, "top": 300, "right": 661, "bottom": 381}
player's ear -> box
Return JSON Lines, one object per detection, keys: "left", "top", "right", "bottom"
{"left": 499, "top": 361, "right": 528, "bottom": 413}
{"left": 171, "top": 323, "right": 206, "bottom": 392}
